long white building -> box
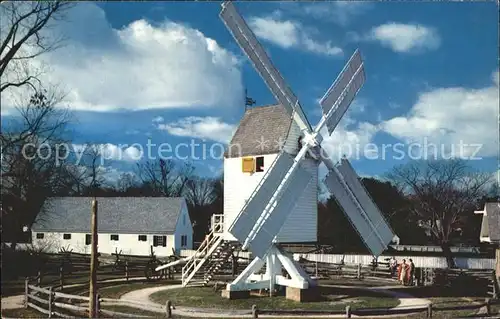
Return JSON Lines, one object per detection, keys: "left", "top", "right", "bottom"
{"left": 31, "top": 197, "right": 193, "bottom": 256}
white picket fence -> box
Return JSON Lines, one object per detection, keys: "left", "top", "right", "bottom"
{"left": 293, "top": 253, "right": 496, "bottom": 269}
{"left": 180, "top": 249, "right": 496, "bottom": 270}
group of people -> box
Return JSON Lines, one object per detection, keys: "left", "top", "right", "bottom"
{"left": 389, "top": 257, "right": 415, "bottom": 286}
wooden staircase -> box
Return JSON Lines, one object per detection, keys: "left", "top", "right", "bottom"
{"left": 488, "top": 271, "right": 499, "bottom": 299}
{"left": 181, "top": 214, "right": 242, "bottom": 287}
{"left": 202, "top": 241, "right": 239, "bottom": 285}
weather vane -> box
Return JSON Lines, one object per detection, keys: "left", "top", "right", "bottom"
{"left": 244, "top": 88, "right": 256, "bottom": 109}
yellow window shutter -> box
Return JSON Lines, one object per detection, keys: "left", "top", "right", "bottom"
{"left": 242, "top": 157, "right": 255, "bottom": 173}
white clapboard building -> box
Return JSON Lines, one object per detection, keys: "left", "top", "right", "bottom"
{"left": 31, "top": 197, "right": 193, "bottom": 256}
{"left": 223, "top": 104, "right": 318, "bottom": 243}
{"left": 475, "top": 202, "right": 500, "bottom": 244}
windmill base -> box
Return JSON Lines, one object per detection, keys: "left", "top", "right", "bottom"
{"left": 223, "top": 245, "right": 317, "bottom": 300}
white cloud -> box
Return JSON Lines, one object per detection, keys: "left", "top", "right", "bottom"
{"left": 152, "top": 116, "right": 164, "bottom": 123}
{"left": 1, "top": 3, "right": 243, "bottom": 113}
{"left": 320, "top": 121, "right": 379, "bottom": 163}
{"left": 72, "top": 143, "right": 143, "bottom": 162}
{"left": 157, "top": 116, "right": 236, "bottom": 143}
{"left": 248, "top": 15, "right": 342, "bottom": 57}
{"left": 382, "top": 70, "right": 499, "bottom": 158}
{"left": 302, "top": 2, "right": 372, "bottom": 26}
{"left": 368, "top": 23, "right": 440, "bottom": 53}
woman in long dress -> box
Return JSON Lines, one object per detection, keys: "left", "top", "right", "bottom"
{"left": 399, "top": 259, "right": 408, "bottom": 285}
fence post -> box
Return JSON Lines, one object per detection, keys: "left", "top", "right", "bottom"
{"left": 37, "top": 270, "right": 42, "bottom": 286}
{"left": 48, "top": 286, "right": 53, "bottom": 319}
{"left": 485, "top": 298, "right": 491, "bottom": 315}
{"left": 252, "top": 304, "right": 258, "bottom": 318}
{"left": 96, "top": 293, "right": 100, "bottom": 318}
{"left": 166, "top": 300, "right": 172, "bottom": 318}
{"left": 357, "top": 264, "right": 361, "bottom": 279}
{"left": 125, "top": 261, "right": 129, "bottom": 281}
{"left": 24, "top": 277, "right": 29, "bottom": 309}
{"left": 315, "top": 260, "right": 318, "bottom": 278}
{"left": 59, "top": 266, "right": 64, "bottom": 290}
{"left": 345, "top": 305, "right": 351, "bottom": 318}
{"left": 427, "top": 303, "right": 432, "bottom": 318}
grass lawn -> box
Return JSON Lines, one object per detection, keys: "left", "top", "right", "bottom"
{"left": 150, "top": 286, "right": 399, "bottom": 311}
{"left": 317, "top": 277, "right": 397, "bottom": 287}
{"left": 1, "top": 272, "right": 148, "bottom": 297}
{"left": 1, "top": 307, "right": 47, "bottom": 318}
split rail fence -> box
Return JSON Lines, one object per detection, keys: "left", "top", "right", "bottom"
{"left": 29, "top": 250, "right": 176, "bottom": 290}
{"left": 24, "top": 279, "right": 169, "bottom": 318}
{"left": 248, "top": 300, "right": 500, "bottom": 318}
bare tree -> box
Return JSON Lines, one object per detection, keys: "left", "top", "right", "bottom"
{"left": 1, "top": 89, "right": 69, "bottom": 153}
{"left": 117, "top": 172, "right": 140, "bottom": 193}
{"left": 0, "top": 1, "right": 72, "bottom": 93}
{"left": 78, "top": 144, "right": 106, "bottom": 195}
{"left": 1, "top": 91, "right": 75, "bottom": 249}
{"left": 136, "top": 159, "right": 194, "bottom": 197}
{"left": 185, "top": 177, "right": 217, "bottom": 207}
{"left": 388, "top": 159, "right": 491, "bottom": 267}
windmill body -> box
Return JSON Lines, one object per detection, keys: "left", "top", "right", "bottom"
{"left": 223, "top": 105, "right": 319, "bottom": 244}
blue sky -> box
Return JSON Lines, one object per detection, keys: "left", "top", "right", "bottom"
{"left": 1, "top": 1, "right": 498, "bottom": 185}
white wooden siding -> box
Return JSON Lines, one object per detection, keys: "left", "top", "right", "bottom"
{"left": 173, "top": 201, "right": 194, "bottom": 252}
{"left": 32, "top": 232, "right": 176, "bottom": 256}
{"left": 223, "top": 153, "right": 318, "bottom": 243}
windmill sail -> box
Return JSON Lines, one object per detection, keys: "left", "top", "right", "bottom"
{"left": 324, "top": 163, "right": 394, "bottom": 257}
{"left": 336, "top": 158, "right": 395, "bottom": 248}
{"left": 319, "top": 50, "right": 365, "bottom": 135}
{"left": 220, "top": 1, "right": 311, "bottom": 132}
{"left": 247, "top": 164, "right": 312, "bottom": 258}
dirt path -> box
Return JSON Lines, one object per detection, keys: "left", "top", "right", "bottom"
{"left": 1, "top": 295, "right": 24, "bottom": 310}
{"left": 115, "top": 283, "right": 432, "bottom": 318}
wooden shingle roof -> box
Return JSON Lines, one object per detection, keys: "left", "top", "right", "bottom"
{"left": 225, "top": 104, "right": 294, "bottom": 158}
{"left": 32, "top": 197, "right": 186, "bottom": 234}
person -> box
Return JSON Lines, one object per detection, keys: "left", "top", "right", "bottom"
{"left": 398, "top": 259, "right": 408, "bottom": 285}
{"left": 408, "top": 259, "right": 415, "bottom": 286}
{"left": 389, "top": 256, "right": 397, "bottom": 277}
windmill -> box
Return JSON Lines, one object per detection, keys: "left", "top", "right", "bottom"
{"left": 175, "top": 1, "right": 397, "bottom": 297}
{"left": 219, "top": 1, "right": 396, "bottom": 295}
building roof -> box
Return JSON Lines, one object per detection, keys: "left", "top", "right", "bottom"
{"left": 485, "top": 202, "right": 500, "bottom": 242}
{"left": 32, "top": 197, "right": 186, "bottom": 234}
{"left": 225, "top": 104, "right": 294, "bottom": 158}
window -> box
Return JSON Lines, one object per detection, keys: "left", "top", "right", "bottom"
{"left": 36, "top": 233, "right": 44, "bottom": 239}
{"left": 63, "top": 234, "right": 71, "bottom": 240}
{"left": 181, "top": 235, "right": 188, "bottom": 247}
{"left": 110, "top": 234, "right": 119, "bottom": 241}
{"left": 242, "top": 157, "right": 255, "bottom": 173}
{"left": 85, "top": 234, "right": 91, "bottom": 245}
{"left": 255, "top": 156, "right": 264, "bottom": 172}
{"left": 138, "top": 235, "right": 147, "bottom": 242}
{"left": 153, "top": 235, "right": 166, "bottom": 247}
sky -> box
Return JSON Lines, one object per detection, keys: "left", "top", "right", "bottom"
{"left": 1, "top": 1, "right": 498, "bottom": 187}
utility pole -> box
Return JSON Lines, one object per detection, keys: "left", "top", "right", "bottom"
{"left": 89, "top": 199, "right": 98, "bottom": 318}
